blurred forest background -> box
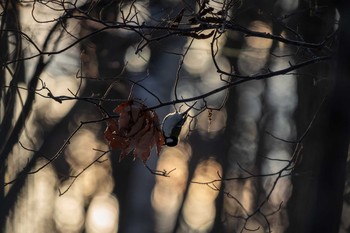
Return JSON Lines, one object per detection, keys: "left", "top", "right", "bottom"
{"left": 0, "top": 0, "right": 349, "bottom": 233}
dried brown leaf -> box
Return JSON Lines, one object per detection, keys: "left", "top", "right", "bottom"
{"left": 104, "top": 101, "right": 165, "bottom": 163}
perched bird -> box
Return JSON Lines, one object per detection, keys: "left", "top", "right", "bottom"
{"left": 162, "top": 104, "right": 195, "bottom": 147}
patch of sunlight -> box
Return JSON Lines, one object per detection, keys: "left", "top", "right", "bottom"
{"left": 54, "top": 194, "right": 85, "bottom": 233}
{"left": 196, "top": 108, "right": 227, "bottom": 139}
{"left": 64, "top": 128, "right": 113, "bottom": 198}
{"left": 20, "top": 2, "right": 81, "bottom": 80}
{"left": 183, "top": 33, "right": 226, "bottom": 75}
{"left": 235, "top": 81, "right": 264, "bottom": 126}
{"left": 79, "top": 165, "right": 114, "bottom": 198}
{"left": 258, "top": 173, "right": 292, "bottom": 232}
{"left": 116, "top": 0, "right": 150, "bottom": 36}
{"left": 177, "top": 55, "right": 231, "bottom": 111}
{"left": 260, "top": 45, "right": 297, "bottom": 233}
{"left": 265, "top": 113, "right": 295, "bottom": 145}
{"left": 21, "top": 1, "right": 87, "bottom": 23}
{"left": 34, "top": 72, "right": 81, "bottom": 125}
{"left": 198, "top": 55, "right": 231, "bottom": 107}
{"left": 66, "top": 128, "right": 108, "bottom": 169}
{"left": 183, "top": 39, "right": 212, "bottom": 75}
{"left": 238, "top": 20, "right": 272, "bottom": 75}
{"left": 173, "top": 81, "right": 202, "bottom": 107}
{"left": 85, "top": 193, "right": 119, "bottom": 233}
{"left": 6, "top": 160, "right": 58, "bottom": 233}
{"left": 151, "top": 143, "right": 191, "bottom": 232}
{"left": 182, "top": 158, "right": 222, "bottom": 232}
{"left": 237, "top": 50, "right": 269, "bottom": 74}
{"left": 125, "top": 44, "right": 151, "bottom": 72}
{"left": 266, "top": 61, "right": 297, "bottom": 112}
{"left": 246, "top": 21, "right": 273, "bottom": 49}
{"left": 275, "top": 0, "right": 299, "bottom": 12}
{"left": 222, "top": 179, "right": 256, "bottom": 231}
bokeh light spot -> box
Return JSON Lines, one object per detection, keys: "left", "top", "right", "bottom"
{"left": 85, "top": 194, "right": 119, "bottom": 233}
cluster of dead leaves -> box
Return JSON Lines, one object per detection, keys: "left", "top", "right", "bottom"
{"left": 104, "top": 101, "right": 164, "bottom": 163}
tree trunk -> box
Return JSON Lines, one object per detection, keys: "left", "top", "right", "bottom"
{"left": 288, "top": 1, "right": 350, "bottom": 232}
{"left": 309, "top": 1, "right": 350, "bottom": 232}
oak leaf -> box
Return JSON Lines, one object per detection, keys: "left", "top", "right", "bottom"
{"left": 104, "top": 101, "right": 164, "bottom": 163}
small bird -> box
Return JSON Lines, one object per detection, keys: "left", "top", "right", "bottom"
{"left": 162, "top": 103, "right": 195, "bottom": 147}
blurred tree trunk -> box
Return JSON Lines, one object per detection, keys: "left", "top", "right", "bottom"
{"left": 0, "top": 1, "right": 37, "bottom": 229}
{"left": 288, "top": 1, "right": 350, "bottom": 232}
{"left": 309, "top": 0, "right": 350, "bottom": 232}
{"left": 0, "top": 0, "right": 21, "bottom": 205}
